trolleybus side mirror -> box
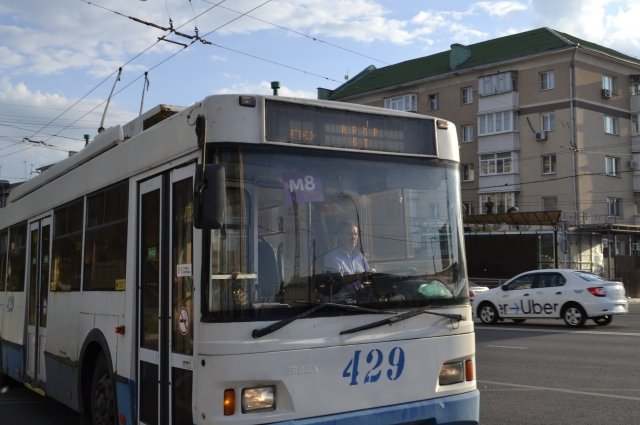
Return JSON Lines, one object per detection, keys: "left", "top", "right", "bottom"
{"left": 194, "top": 164, "right": 226, "bottom": 229}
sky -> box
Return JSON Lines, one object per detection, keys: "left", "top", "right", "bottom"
{"left": 1, "top": 0, "right": 640, "bottom": 183}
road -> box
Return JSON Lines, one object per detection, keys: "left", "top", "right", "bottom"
{"left": 476, "top": 302, "right": 640, "bottom": 424}
{"left": 2, "top": 303, "right": 639, "bottom": 424}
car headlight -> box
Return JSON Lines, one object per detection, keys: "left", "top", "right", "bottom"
{"left": 242, "top": 386, "right": 276, "bottom": 413}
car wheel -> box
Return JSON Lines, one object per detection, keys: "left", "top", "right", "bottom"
{"left": 593, "top": 315, "right": 613, "bottom": 326}
{"left": 511, "top": 319, "right": 527, "bottom": 324}
{"left": 477, "top": 302, "right": 499, "bottom": 324}
{"left": 562, "top": 303, "right": 586, "bottom": 328}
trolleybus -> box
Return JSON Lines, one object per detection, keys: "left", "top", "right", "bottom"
{"left": 0, "top": 94, "right": 479, "bottom": 424}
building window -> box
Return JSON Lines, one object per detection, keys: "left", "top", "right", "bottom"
{"left": 539, "top": 71, "right": 555, "bottom": 90}
{"left": 604, "top": 115, "right": 618, "bottom": 135}
{"left": 602, "top": 74, "right": 616, "bottom": 92}
{"left": 428, "top": 93, "right": 440, "bottom": 111}
{"left": 461, "top": 87, "right": 473, "bottom": 104}
{"left": 461, "top": 164, "right": 475, "bottom": 181}
{"left": 607, "top": 197, "right": 621, "bottom": 217}
{"left": 478, "top": 71, "right": 516, "bottom": 96}
{"left": 543, "top": 196, "right": 558, "bottom": 211}
{"left": 480, "top": 152, "right": 512, "bottom": 175}
{"left": 605, "top": 156, "right": 620, "bottom": 176}
{"left": 461, "top": 124, "right": 474, "bottom": 143}
{"left": 384, "top": 94, "right": 417, "bottom": 112}
{"left": 541, "top": 112, "right": 555, "bottom": 132}
{"left": 631, "top": 77, "right": 640, "bottom": 96}
{"left": 480, "top": 193, "right": 515, "bottom": 214}
{"left": 478, "top": 111, "right": 517, "bottom": 136}
{"left": 542, "top": 154, "right": 557, "bottom": 174}
{"left": 463, "top": 202, "right": 474, "bottom": 215}
{"left": 632, "top": 114, "right": 639, "bottom": 135}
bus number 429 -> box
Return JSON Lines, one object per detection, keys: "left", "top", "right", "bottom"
{"left": 342, "top": 347, "right": 405, "bottom": 386}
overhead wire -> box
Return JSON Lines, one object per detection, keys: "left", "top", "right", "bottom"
{"left": 23, "top": 0, "right": 227, "bottom": 148}
{"left": 198, "top": 0, "right": 390, "bottom": 65}
{"left": 33, "top": 0, "right": 349, "bottom": 148}
{"left": 11, "top": 0, "right": 392, "bottom": 158}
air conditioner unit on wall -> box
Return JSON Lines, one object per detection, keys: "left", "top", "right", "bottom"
{"left": 535, "top": 131, "right": 547, "bottom": 141}
{"left": 601, "top": 88, "right": 612, "bottom": 98}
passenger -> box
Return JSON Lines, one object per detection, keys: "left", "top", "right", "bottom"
{"left": 323, "top": 220, "right": 371, "bottom": 303}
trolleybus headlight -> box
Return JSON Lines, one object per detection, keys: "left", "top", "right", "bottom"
{"left": 439, "top": 361, "right": 464, "bottom": 385}
{"left": 241, "top": 385, "right": 276, "bottom": 412}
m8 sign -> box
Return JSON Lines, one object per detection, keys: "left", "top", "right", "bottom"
{"left": 283, "top": 172, "right": 324, "bottom": 203}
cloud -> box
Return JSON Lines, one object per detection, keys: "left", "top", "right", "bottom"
{"left": 472, "top": 1, "right": 528, "bottom": 17}
{"left": 215, "top": 80, "right": 315, "bottom": 99}
{"left": 530, "top": 0, "right": 640, "bottom": 57}
{"left": 0, "top": 45, "right": 23, "bottom": 69}
{"left": 0, "top": 76, "right": 133, "bottom": 181}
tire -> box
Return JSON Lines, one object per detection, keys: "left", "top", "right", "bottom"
{"left": 90, "top": 354, "right": 117, "bottom": 425}
{"left": 593, "top": 315, "right": 613, "bottom": 326}
{"left": 477, "top": 302, "right": 499, "bottom": 324}
{"left": 562, "top": 303, "right": 586, "bottom": 328}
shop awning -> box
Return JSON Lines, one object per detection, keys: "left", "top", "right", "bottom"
{"left": 463, "top": 210, "right": 562, "bottom": 226}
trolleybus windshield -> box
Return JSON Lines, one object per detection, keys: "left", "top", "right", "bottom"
{"left": 202, "top": 146, "right": 467, "bottom": 321}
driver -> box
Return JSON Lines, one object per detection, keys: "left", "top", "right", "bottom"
{"left": 323, "top": 220, "right": 371, "bottom": 303}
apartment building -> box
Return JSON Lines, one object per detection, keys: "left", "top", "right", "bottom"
{"left": 319, "top": 27, "right": 640, "bottom": 294}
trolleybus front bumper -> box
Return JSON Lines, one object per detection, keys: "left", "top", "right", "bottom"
{"left": 272, "top": 390, "right": 480, "bottom": 425}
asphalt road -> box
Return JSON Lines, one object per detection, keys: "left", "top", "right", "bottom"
{"left": 2, "top": 303, "right": 639, "bottom": 425}
{"left": 476, "top": 302, "right": 640, "bottom": 424}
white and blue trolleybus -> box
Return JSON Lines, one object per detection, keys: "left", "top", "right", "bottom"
{"left": 0, "top": 94, "right": 479, "bottom": 424}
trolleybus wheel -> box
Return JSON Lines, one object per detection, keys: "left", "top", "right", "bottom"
{"left": 90, "top": 354, "right": 117, "bottom": 425}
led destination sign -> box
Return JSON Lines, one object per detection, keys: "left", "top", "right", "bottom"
{"left": 265, "top": 100, "right": 437, "bottom": 155}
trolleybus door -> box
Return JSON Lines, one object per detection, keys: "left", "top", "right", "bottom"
{"left": 25, "top": 216, "right": 51, "bottom": 391}
{"left": 138, "top": 166, "right": 195, "bottom": 425}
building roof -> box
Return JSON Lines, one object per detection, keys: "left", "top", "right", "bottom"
{"left": 325, "top": 27, "right": 640, "bottom": 100}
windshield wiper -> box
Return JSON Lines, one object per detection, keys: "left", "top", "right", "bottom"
{"left": 339, "top": 307, "right": 464, "bottom": 335}
{"left": 252, "top": 303, "right": 395, "bottom": 339}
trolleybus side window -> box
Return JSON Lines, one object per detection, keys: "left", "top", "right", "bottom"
{"left": 7, "top": 222, "right": 27, "bottom": 292}
{"left": 83, "top": 182, "right": 128, "bottom": 291}
{"left": 51, "top": 200, "right": 83, "bottom": 292}
{"left": 0, "top": 228, "right": 7, "bottom": 290}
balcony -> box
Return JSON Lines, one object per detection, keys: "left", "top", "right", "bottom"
{"left": 633, "top": 154, "right": 640, "bottom": 192}
{"left": 631, "top": 93, "right": 640, "bottom": 113}
{"left": 478, "top": 132, "right": 520, "bottom": 153}
{"left": 478, "top": 91, "right": 519, "bottom": 113}
{"left": 478, "top": 173, "right": 520, "bottom": 193}
{"left": 630, "top": 81, "right": 640, "bottom": 112}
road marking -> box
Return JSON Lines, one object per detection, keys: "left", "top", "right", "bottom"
{"left": 479, "top": 380, "right": 640, "bottom": 401}
{"left": 486, "top": 344, "right": 528, "bottom": 350}
{"left": 476, "top": 326, "right": 640, "bottom": 337}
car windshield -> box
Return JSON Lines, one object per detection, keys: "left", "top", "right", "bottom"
{"left": 202, "top": 146, "right": 468, "bottom": 321}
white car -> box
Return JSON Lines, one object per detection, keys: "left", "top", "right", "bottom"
{"left": 468, "top": 284, "right": 489, "bottom": 300}
{"left": 473, "top": 269, "right": 629, "bottom": 327}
